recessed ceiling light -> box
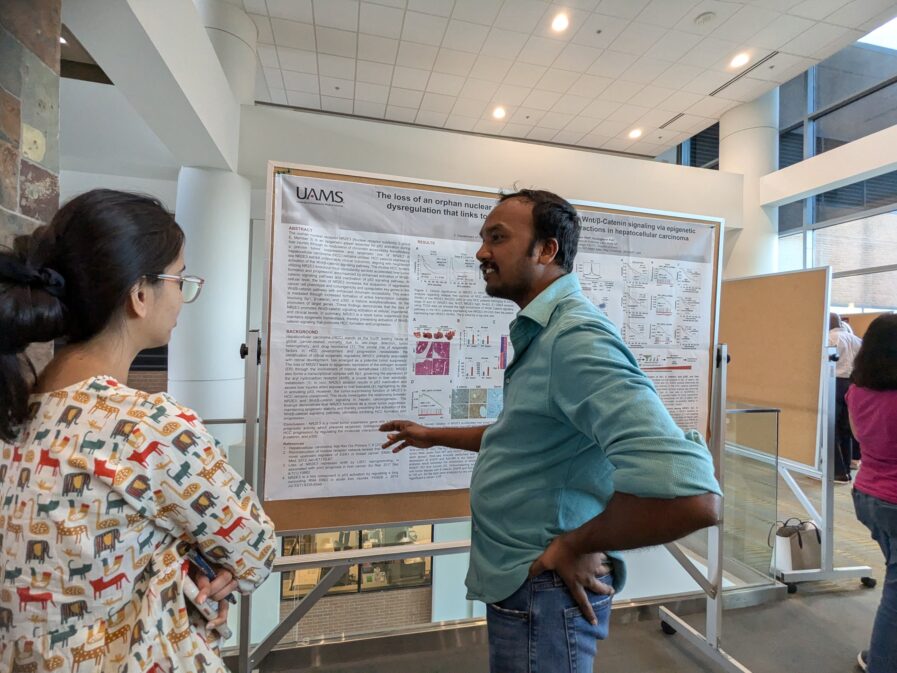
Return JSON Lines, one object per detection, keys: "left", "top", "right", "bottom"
{"left": 628, "top": 128, "right": 642, "bottom": 139}
{"left": 730, "top": 52, "right": 750, "bottom": 68}
{"left": 694, "top": 11, "right": 716, "bottom": 26}
{"left": 552, "top": 13, "right": 570, "bottom": 32}
{"left": 59, "top": 36, "right": 67, "bottom": 45}
{"left": 492, "top": 106, "right": 506, "bottom": 120}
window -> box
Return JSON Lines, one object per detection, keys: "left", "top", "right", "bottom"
{"left": 831, "top": 270, "right": 897, "bottom": 311}
{"left": 778, "top": 234, "right": 804, "bottom": 271}
{"left": 814, "top": 170, "right": 897, "bottom": 222}
{"left": 778, "top": 200, "right": 804, "bottom": 232}
{"left": 814, "top": 44, "right": 897, "bottom": 110}
{"left": 778, "top": 73, "right": 807, "bottom": 130}
{"left": 689, "top": 123, "right": 719, "bottom": 169}
{"left": 814, "top": 82, "right": 897, "bottom": 155}
{"left": 778, "top": 125, "right": 803, "bottom": 169}
{"left": 813, "top": 211, "right": 897, "bottom": 273}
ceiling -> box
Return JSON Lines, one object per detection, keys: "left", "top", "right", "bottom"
{"left": 246, "top": 0, "right": 897, "bottom": 158}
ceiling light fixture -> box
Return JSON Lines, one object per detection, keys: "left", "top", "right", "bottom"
{"left": 628, "top": 128, "right": 642, "bottom": 139}
{"left": 492, "top": 106, "right": 506, "bottom": 120}
{"left": 730, "top": 52, "right": 750, "bottom": 68}
{"left": 694, "top": 11, "right": 716, "bottom": 26}
{"left": 552, "top": 13, "right": 570, "bottom": 32}
{"left": 59, "top": 36, "right": 67, "bottom": 45}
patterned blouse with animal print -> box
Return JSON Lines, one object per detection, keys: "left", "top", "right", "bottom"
{"left": 0, "top": 376, "right": 277, "bottom": 673}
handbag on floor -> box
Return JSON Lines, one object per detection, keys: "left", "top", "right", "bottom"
{"left": 768, "top": 517, "right": 822, "bottom": 573}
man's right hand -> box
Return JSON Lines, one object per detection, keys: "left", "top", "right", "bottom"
{"left": 380, "top": 420, "right": 434, "bottom": 452}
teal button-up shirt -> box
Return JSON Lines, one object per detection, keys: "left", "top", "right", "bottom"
{"left": 465, "top": 273, "right": 721, "bottom": 604}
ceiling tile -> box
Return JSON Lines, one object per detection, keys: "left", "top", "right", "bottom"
{"left": 258, "top": 44, "right": 279, "bottom": 68}
{"left": 357, "top": 60, "right": 394, "bottom": 84}
{"left": 601, "top": 79, "right": 643, "bottom": 102}
{"left": 433, "top": 48, "right": 477, "bottom": 76}
{"left": 580, "top": 132, "right": 611, "bottom": 148}
{"left": 354, "top": 99, "right": 387, "bottom": 117}
{"left": 505, "top": 62, "right": 548, "bottom": 87}
{"left": 314, "top": 0, "right": 360, "bottom": 31}
{"left": 656, "top": 89, "right": 703, "bottom": 111}
{"left": 416, "top": 109, "right": 449, "bottom": 125}
{"left": 679, "top": 37, "right": 739, "bottom": 69}
{"left": 494, "top": 0, "right": 552, "bottom": 34}
{"left": 396, "top": 41, "right": 439, "bottom": 67}
{"left": 518, "top": 36, "right": 567, "bottom": 66}
{"left": 749, "top": 14, "right": 814, "bottom": 49}
{"left": 481, "top": 28, "right": 530, "bottom": 59}
{"left": 523, "top": 89, "right": 562, "bottom": 110}
{"left": 532, "top": 6, "right": 592, "bottom": 40}
{"left": 608, "top": 22, "right": 667, "bottom": 55}
{"left": 494, "top": 83, "right": 534, "bottom": 106}
{"left": 277, "top": 47, "right": 318, "bottom": 73}
{"left": 407, "top": 0, "right": 455, "bottom": 17}
{"left": 713, "top": 76, "right": 773, "bottom": 102}
{"left": 746, "top": 0, "right": 803, "bottom": 9}
{"left": 286, "top": 90, "right": 321, "bottom": 107}
{"left": 243, "top": 0, "right": 268, "bottom": 14}
{"left": 596, "top": 0, "right": 650, "bottom": 19}
{"left": 673, "top": 0, "right": 741, "bottom": 35}
{"left": 357, "top": 34, "right": 398, "bottom": 63}
{"left": 587, "top": 50, "right": 637, "bottom": 78}
{"left": 566, "top": 114, "right": 603, "bottom": 132}
{"left": 750, "top": 52, "right": 815, "bottom": 83}
{"left": 509, "top": 107, "right": 545, "bottom": 124}
{"left": 686, "top": 95, "right": 738, "bottom": 117}
{"left": 781, "top": 22, "right": 845, "bottom": 57}
{"left": 637, "top": 107, "right": 679, "bottom": 126}
{"left": 528, "top": 127, "right": 559, "bottom": 141}
{"left": 318, "top": 54, "right": 357, "bottom": 79}
{"left": 682, "top": 69, "right": 731, "bottom": 95}
{"left": 539, "top": 111, "right": 575, "bottom": 129}
{"left": 634, "top": 84, "right": 676, "bottom": 107}
{"left": 401, "top": 11, "right": 449, "bottom": 45}
{"left": 711, "top": 5, "right": 779, "bottom": 43}
{"left": 620, "top": 56, "right": 673, "bottom": 84}
{"left": 389, "top": 87, "right": 424, "bottom": 107}
{"left": 359, "top": 2, "right": 405, "bottom": 38}
{"left": 608, "top": 102, "right": 650, "bottom": 122}
{"left": 469, "top": 55, "right": 515, "bottom": 81}
{"left": 250, "top": 14, "right": 275, "bottom": 43}
{"left": 552, "top": 129, "right": 585, "bottom": 144}
{"left": 386, "top": 105, "right": 419, "bottom": 122}
{"left": 594, "top": 119, "right": 629, "bottom": 136}
{"left": 602, "top": 137, "right": 636, "bottom": 151}
{"left": 443, "top": 20, "right": 490, "bottom": 53}
{"left": 421, "top": 91, "right": 456, "bottom": 112}
{"left": 426, "top": 72, "right": 466, "bottom": 95}
{"left": 551, "top": 93, "right": 591, "bottom": 114}
{"left": 789, "top": 0, "right": 844, "bottom": 21}
{"left": 321, "top": 95, "right": 355, "bottom": 112}
{"left": 316, "top": 26, "right": 358, "bottom": 57}
{"left": 553, "top": 43, "right": 603, "bottom": 72}
{"left": 655, "top": 62, "right": 703, "bottom": 88}
{"left": 537, "top": 68, "right": 581, "bottom": 93}
{"left": 267, "top": 88, "right": 288, "bottom": 104}
{"left": 452, "top": 0, "right": 503, "bottom": 25}
{"left": 501, "top": 122, "right": 534, "bottom": 137}
{"left": 474, "top": 118, "right": 507, "bottom": 134}
{"left": 459, "top": 79, "right": 500, "bottom": 101}
{"left": 628, "top": 139, "right": 663, "bottom": 155}
{"left": 446, "top": 115, "right": 478, "bottom": 130}
{"left": 264, "top": 67, "right": 285, "bottom": 89}
{"left": 355, "top": 81, "right": 390, "bottom": 103}
{"left": 370, "top": 0, "right": 407, "bottom": 7}
{"left": 828, "top": 0, "right": 897, "bottom": 29}
{"left": 571, "top": 73, "right": 613, "bottom": 97}
{"left": 282, "top": 70, "right": 318, "bottom": 93}
{"left": 636, "top": 0, "right": 702, "bottom": 27}
{"left": 452, "top": 97, "right": 489, "bottom": 116}
{"left": 319, "top": 76, "right": 355, "bottom": 98}
{"left": 272, "top": 19, "right": 316, "bottom": 50}
{"left": 571, "top": 13, "right": 630, "bottom": 49}
{"left": 392, "top": 65, "right": 430, "bottom": 89}
{"left": 267, "top": 0, "right": 314, "bottom": 23}
{"left": 644, "top": 30, "right": 702, "bottom": 61}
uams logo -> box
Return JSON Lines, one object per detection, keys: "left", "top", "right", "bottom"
{"left": 296, "top": 187, "right": 344, "bottom": 205}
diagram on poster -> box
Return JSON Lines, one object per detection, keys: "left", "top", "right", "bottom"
{"left": 264, "top": 173, "right": 717, "bottom": 500}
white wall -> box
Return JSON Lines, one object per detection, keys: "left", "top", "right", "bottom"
{"left": 239, "top": 105, "right": 744, "bottom": 233}
{"left": 60, "top": 170, "right": 178, "bottom": 211}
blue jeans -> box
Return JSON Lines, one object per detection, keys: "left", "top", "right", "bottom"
{"left": 486, "top": 571, "right": 612, "bottom": 673}
{"left": 853, "top": 489, "right": 897, "bottom": 673}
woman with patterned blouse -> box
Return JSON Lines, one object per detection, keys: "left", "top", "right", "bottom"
{"left": 0, "top": 189, "right": 276, "bottom": 673}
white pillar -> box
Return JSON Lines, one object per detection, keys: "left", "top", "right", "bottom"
{"left": 719, "top": 90, "right": 779, "bottom": 277}
{"left": 195, "top": 0, "right": 258, "bottom": 105}
{"left": 169, "top": 167, "right": 251, "bottom": 421}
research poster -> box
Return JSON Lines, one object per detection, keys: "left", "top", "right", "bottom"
{"left": 264, "top": 173, "right": 716, "bottom": 501}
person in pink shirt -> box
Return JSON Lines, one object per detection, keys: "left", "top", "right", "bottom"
{"left": 845, "top": 313, "right": 897, "bottom": 673}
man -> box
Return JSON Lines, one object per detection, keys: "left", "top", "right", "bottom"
{"left": 381, "top": 190, "right": 721, "bottom": 673}
{"left": 829, "top": 312, "right": 863, "bottom": 482}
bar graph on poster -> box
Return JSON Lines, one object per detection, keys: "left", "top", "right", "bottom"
{"left": 264, "top": 170, "right": 719, "bottom": 501}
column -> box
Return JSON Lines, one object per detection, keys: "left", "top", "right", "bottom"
{"left": 719, "top": 89, "right": 779, "bottom": 277}
{"left": 195, "top": 0, "right": 258, "bottom": 105}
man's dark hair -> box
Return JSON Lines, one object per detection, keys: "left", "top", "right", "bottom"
{"left": 851, "top": 313, "right": 897, "bottom": 390}
{"left": 499, "top": 189, "right": 580, "bottom": 272}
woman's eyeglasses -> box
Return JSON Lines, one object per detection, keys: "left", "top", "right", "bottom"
{"left": 146, "top": 273, "right": 205, "bottom": 303}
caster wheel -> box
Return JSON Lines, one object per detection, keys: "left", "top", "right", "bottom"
{"left": 861, "top": 576, "right": 877, "bottom": 589}
{"left": 786, "top": 583, "right": 798, "bottom": 594}
{"left": 660, "top": 621, "right": 677, "bottom": 636}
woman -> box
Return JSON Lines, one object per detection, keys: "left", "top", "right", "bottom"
{"left": 0, "top": 190, "right": 276, "bottom": 673}
{"left": 846, "top": 313, "right": 897, "bottom": 673}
